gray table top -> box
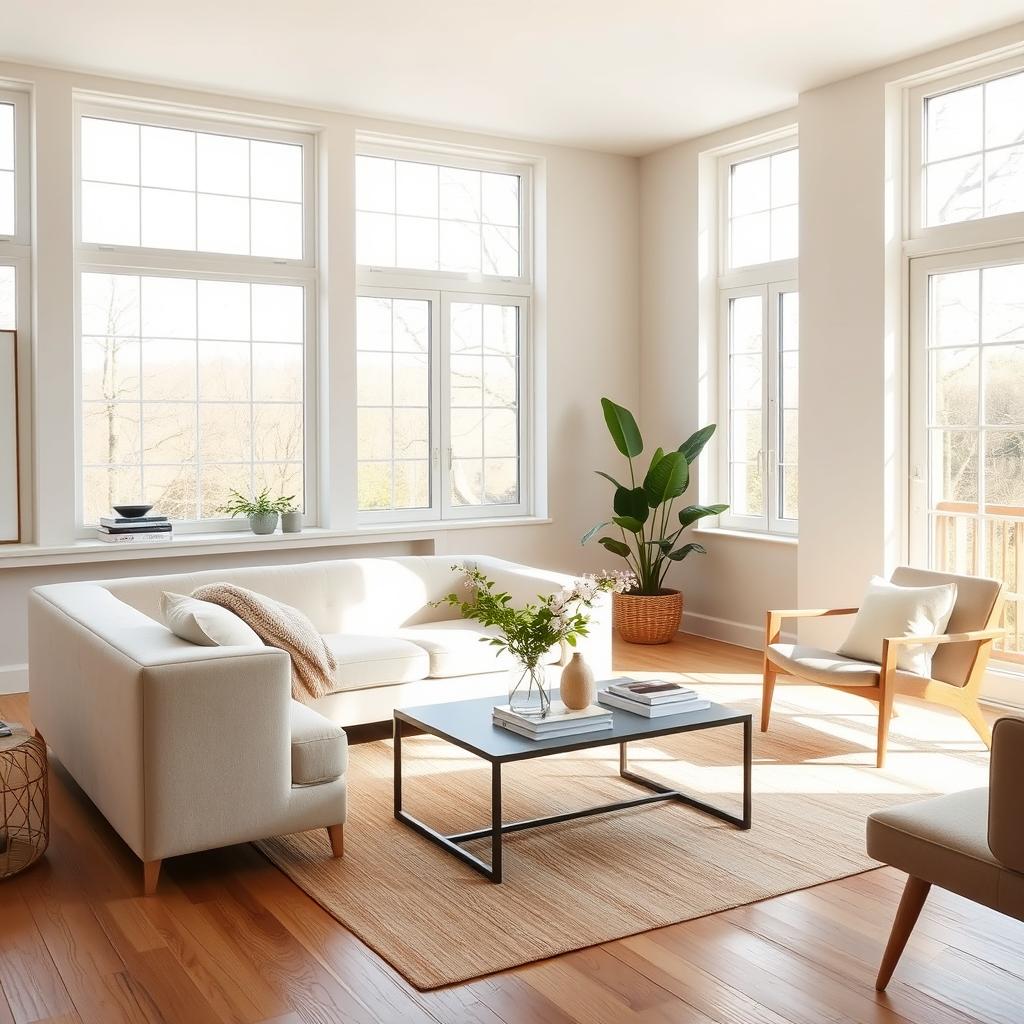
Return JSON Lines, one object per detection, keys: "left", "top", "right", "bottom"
{"left": 394, "top": 680, "right": 750, "bottom": 763}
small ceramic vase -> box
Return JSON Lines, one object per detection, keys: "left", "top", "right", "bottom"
{"left": 560, "top": 652, "right": 595, "bottom": 710}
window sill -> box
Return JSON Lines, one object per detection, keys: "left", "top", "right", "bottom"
{"left": 693, "top": 526, "right": 798, "bottom": 546}
{"left": 0, "top": 516, "right": 552, "bottom": 569}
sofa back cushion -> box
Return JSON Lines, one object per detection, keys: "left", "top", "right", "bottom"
{"left": 102, "top": 556, "right": 466, "bottom": 634}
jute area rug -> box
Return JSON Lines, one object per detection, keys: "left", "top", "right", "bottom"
{"left": 257, "top": 676, "right": 989, "bottom": 990}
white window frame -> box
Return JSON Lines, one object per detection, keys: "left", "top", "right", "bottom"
{"left": 715, "top": 134, "right": 799, "bottom": 537}
{"left": 907, "top": 55, "right": 1024, "bottom": 251}
{"left": 0, "top": 88, "right": 32, "bottom": 544}
{"left": 73, "top": 102, "right": 319, "bottom": 535}
{"left": 0, "top": 88, "right": 31, "bottom": 247}
{"left": 355, "top": 140, "right": 534, "bottom": 523}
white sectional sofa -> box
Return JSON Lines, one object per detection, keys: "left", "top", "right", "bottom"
{"left": 28, "top": 555, "right": 610, "bottom": 892}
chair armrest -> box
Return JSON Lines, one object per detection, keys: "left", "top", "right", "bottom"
{"left": 989, "top": 717, "right": 1024, "bottom": 872}
{"left": 765, "top": 607, "right": 859, "bottom": 645}
{"left": 882, "top": 628, "right": 1005, "bottom": 648}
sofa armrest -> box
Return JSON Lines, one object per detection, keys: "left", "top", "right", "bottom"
{"left": 989, "top": 716, "right": 1024, "bottom": 872}
{"left": 29, "top": 586, "right": 293, "bottom": 861}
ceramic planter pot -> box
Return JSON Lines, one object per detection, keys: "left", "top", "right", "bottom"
{"left": 281, "top": 510, "right": 303, "bottom": 533}
{"left": 248, "top": 512, "right": 279, "bottom": 535}
{"left": 613, "top": 589, "right": 683, "bottom": 645}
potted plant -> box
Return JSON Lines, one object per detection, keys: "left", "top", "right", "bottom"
{"left": 437, "top": 566, "right": 633, "bottom": 718}
{"left": 582, "top": 398, "right": 728, "bottom": 645}
{"left": 279, "top": 497, "right": 303, "bottom": 534}
{"left": 219, "top": 488, "right": 295, "bottom": 535}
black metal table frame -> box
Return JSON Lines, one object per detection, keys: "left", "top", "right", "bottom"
{"left": 393, "top": 714, "right": 752, "bottom": 883}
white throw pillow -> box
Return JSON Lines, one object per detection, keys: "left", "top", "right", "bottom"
{"left": 161, "top": 591, "right": 263, "bottom": 648}
{"left": 837, "top": 576, "right": 957, "bottom": 676}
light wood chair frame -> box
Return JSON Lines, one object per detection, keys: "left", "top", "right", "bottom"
{"left": 761, "top": 590, "right": 1005, "bottom": 768}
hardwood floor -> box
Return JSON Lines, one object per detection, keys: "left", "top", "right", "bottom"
{"left": 2, "top": 634, "right": 1022, "bottom": 1024}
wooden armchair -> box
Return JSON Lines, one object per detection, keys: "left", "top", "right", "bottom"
{"left": 761, "top": 568, "right": 1005, "bottom": 768}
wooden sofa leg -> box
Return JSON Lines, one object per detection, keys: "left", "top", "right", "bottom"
{"left": 761, "top": 663, "right": 777, "bottom": 733}
{"left": 876, "top": 875, "right": 931, "bottom": 990}
{"left": 143, "top": 859, "right": 162, "bottom": 896}
{"left": 327, "top": 824, "right": 345, "bottom": 858}
{"left": 876, "top": 691, "right": 896, "bottom": 769}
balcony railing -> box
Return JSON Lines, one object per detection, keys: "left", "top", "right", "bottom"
{"left": 935, "top": 502, "right": 1023, "bottom": 665}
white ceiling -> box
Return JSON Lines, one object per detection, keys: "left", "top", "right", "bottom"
{"left": 5, "top": 1, "right": 1024, "bottom": 154}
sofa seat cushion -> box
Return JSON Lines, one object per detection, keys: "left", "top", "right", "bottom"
{"left": 290, "top": 701, "right": 348, "bottom": 786}
{"left": 396, "top": 620, "right": 561, "bottom": 678}
{"left": 866, "top": 789, "right": 1016, "bottom": 915}
{"left": 321, "top": 634, "right": 430, "bottom": 692}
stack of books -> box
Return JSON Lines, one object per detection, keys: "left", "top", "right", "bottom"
{"left": 598, "top": 678, "right": 711, "bottom": 718}
{"left": 96, "top": 512, "right": 174, "bottom": 544}
{"left": 492, "top": 701, "right": 612, "bottom": 740}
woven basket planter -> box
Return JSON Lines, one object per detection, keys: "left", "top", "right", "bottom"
{"left": 613, "top": 589, "right": 683, "bottom": 645}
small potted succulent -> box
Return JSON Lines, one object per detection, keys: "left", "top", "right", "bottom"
{"left": 279, "top": 497, "right": 303, "bottom": 534}
{"left": 219, "top": 488, "right": 295, "bottom": 535}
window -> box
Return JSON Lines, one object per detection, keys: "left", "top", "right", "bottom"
{"left": 726, "top": 147, "right": 798, "bottom": 268}
{"left": 0, "top": 100, "right": 14, "bottom": 237}
{"left": 910, "top": 251, "right": 1024, "bottom": 666}
{"left": 355, "top": 146, "right": 531, "bottom": 522}
{"left": 716, "top": 136, "right": 798, "bottom": 535}
{"left": 80, "top": 116, "right": 306, "bottom": 259}
{"left": 356, "top": 154, "right": 522, "bottom": 276}
{"left": 76, "top": 108, "right": 315, "bottom": 530}
{"left": 919, "top": 68, "right": 1024, "bottom": 227}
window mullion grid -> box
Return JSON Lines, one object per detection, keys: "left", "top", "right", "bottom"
{"left": 976, "top": 268, "right": 986, "bottom": 579}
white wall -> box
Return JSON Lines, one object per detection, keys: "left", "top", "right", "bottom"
{"left": 0, "top": 61, "right": 640, "bottom": 687}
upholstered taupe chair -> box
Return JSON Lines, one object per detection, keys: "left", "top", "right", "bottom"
{"left": 761, "top": 568, "right": 1005, "bottom": 768}
{"left": 867, "top": 716, "right": 1024, "bottom": 990}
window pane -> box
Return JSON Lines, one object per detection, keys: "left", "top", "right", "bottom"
{"left": 781, "top": 467, "right": 799, "bottom": 521}
{"left": 356, "top": 156, "right": 395, "bottom": 214}
{"left": 81, "top": 118, "right": 139, "bottom": 185}
{"left": 447, "top": 301, "right": 521, "bottom": 509}
{"left": 930, "top": 429, "right": 979, "bottom": 506}
{"left": 0, "top": 266, "right": 15, "bottom": 329}
{"left": 985, "top": 145, "right": 1024, "bottom": 218}
{"left": 730, "top": 156, "right": 770, "bottom": 215}
{"left": 985, "top": 430, "right": 1024, "bottom": 506}
{"left": 931, "top": 348, "right": 978, "bottom": 426}
{"left": 982, "top": 264, "right": 1024, "bottom": 344}
{"left": 356, "top": 295, "right": 434, "bottom": 513}
{"left": 396, "top": 161, "right": 438, "bottom": 217}
{"left": 251, "top": 199, "right": 302, "bottom": 259}
{"left": 926, "top": 155, "right": 983, "bottom": 225}
{"left": 0, "top": 104, "right": 14, "bottom": 170}
{"left": 250, "top": 140, "right": 302, "bottom": 202}
{"left": 770, "top": 206, "right": 797, "bottom": 261}
{"left": 729, "top": 212, "right": 770, "bottom": 267}
{"left": 930, "top": 270, "right": 979, "bottom": 347}
{"left": 730, "top": 462, "right": 763, "bottom": 516}
{"left": 780, "top": 291, "right": 799, "bottom": 351}
{"left": 983, "top": 345, "right": 1024, "bottom": 426}
{"left": 80, "top": 274, "right": 306, "bottom": 524}
{"left": 730, "top": 410, "right": 761, "bottom": 460}
{"left": 482, "top": 172, "right": 519, "bottom": 226}
{"left": 926, "top": 86, "right": 982, "bottom": 162}
{"left": 985, "top": 71, "right": 1024, "bottom": 150}
{"left": 356, "top": 211, "right": 396, "bottom": 266}
{"left": 440, "top": 220, "right": 481, "bottom": 272}
{"left": 196, "top": 193, "right": 249, "bottom": 255}
{"left": 82, "top": 182, "right": 140, "bottom": 246}
{"left": 140, "top": 126, "right": 195, "bottom": 191}
{"left": 0, "top": 169, "right": 13, "bottom": 236}
{"left": 197, "top": 133, "right": 249, "bottom": 196}
{"left": 140, "top": 188, "right": 196, "bottom": 250}
{"left": 771, "top": 149, "right": 798, "bottom": 207}
{"left": 729, "top": 295, "right": 762, "bottom": 353}
{"left": 396, "top": 215, "right": 438, "bottom": 270}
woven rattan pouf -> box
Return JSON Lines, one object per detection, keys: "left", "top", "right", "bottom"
{"left": 0, "top": 725, "right": 49, "bottom": 879}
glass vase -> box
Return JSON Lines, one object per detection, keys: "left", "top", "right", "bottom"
{"left": 508, "top": 661, "right": 551, "bottom": 719}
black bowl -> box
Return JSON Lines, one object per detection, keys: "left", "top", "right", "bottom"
{"left": 112, "top": 504, "right": 154, "bottom": 519}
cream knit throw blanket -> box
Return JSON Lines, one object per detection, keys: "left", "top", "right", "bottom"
{"left": 192, "top": 583, "right": 336, "bottom": 703}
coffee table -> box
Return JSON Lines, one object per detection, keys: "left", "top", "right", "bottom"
{"left": 393, "top": 682, "right": 752, "bottom": 882}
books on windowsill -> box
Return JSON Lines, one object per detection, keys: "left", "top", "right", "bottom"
{"left": 95, "top": 514, "right": 173, "bottom": 544}
{"left": 492, "top": 701, "right": 612, "bottom": 741}
{"left": 598, "top": 677, "right": 711, "bottom": 718}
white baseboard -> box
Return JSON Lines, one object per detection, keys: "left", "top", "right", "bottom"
{"left": 0, "top": 664, "right": 28, "bottom": 694}
{"left": 682, "top": 611, "right": 795, "bottom": 651}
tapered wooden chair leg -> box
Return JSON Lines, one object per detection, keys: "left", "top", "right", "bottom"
{"left": 327, "top": 823, "right": 345, "bottom": 857}
{"left": 761, "top": 664, "right": 777, "bottom": 733}
{"left": 876, "top": 875, "right": 931, "bottom": 990}
{"left": 143, "top": 859, "right": 162, "bottom": 896}
{"left": 876, "top": 691, "right": 895, "bottom": 769}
